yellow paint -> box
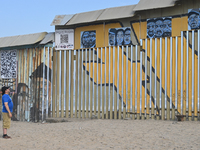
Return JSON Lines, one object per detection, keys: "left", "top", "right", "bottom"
{"left": 140, "top": 22, "right": 147, "bottom": 39}
{"left": 127, "top": 48, "right": 131, "bottom": 114}
{"left": 132, "top": 22, "right": 140, "bottom": 41}
{"left": 183, "top": 36, "right": 187, "bottom": 119}
{"left": 151, "top": 38, "right": 155, "bottom": 116}
{"left": 131, "top": 22, "right": 147, "bottom": 40}
{"left": 123, "top": 48, "right": 127, "bottom": 110}
{"left": 161, "top": 38, "right": 165, "bottom": 120}
{"left": 188, "top": 35, "right": 192, "bottom": 119}
{"left": 167, "top": 38, "right": 171, "bottom": 119}
{"left": 146, "top": 39, "right": 150, "bottom": 116}
{"left": 194, "top": 39, "right": 198, "bottom": 119}
{"left": 156, "top": 38, "right": 160, "bottom": 116}
{"left": 132, "top": 46, "right": 136, "bottom": 115}
{"left": 172, "top": 17, "right": 188, "bottom": 37}
{"left": 142, "top": 48, "right": 146, "bottom": 117}
{"left": 137, "top": 51, "right": 140, "bottom": 116}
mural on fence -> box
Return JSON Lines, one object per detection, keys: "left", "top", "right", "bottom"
{"left": 0, "top": 47, "right": 53, "bottom": 122}
{"left": 29, "top": 62, "right": 52, "bottom": 121}
{"left": 188, "top": 9, "right": 200, "bottom": 30}
{"left": 109, "top": 27, "right": 132, "bottom": 46}
{"left": 81, "top": 30, "right": 96, "bottom": 48}
{"left": 147, "top": 17, "right": 172, "bottom": 38}
{"left": 79, "top": 31, "right": 198, "bottom": 119}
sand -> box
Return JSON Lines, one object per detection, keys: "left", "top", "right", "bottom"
{"left": 0, "top": 119, "right": 200, "bottom": 150}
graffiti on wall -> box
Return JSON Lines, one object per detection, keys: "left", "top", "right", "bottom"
{"left": 1, "top": 50, "right": 17, "bottom": 78}
{"left": 147, "top": 17, "right": 172, "bottom": 38}
{"left": 29, "top": 63, "right": 52, "bottom": 121}
{"left": 81, "top": 30, "right": 96, "bottom": 48}
{"left": 109, "top": 27, "right": 132, "bottom": 46}
{"left": 188, "top": 9, "right": 200, "bottom": 30}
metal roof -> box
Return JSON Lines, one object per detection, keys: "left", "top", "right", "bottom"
{"left": 0, "top": 32, "right": 47, "bottom": 48}
{"left": 40, "top": 32, "right": 55, "bottom": 44}
{"left": 133, "top": 0, "right": 178, "bottom": 11}
{"left": 51, "top": 14, "right": 74, "bottom": 26}
{"left": 66, "top": 9, "right": 104, "bottom": 25}
{"left": 97, "top": 5, "right": 136, "bottom": 21}
{"left": 51, "top": 5, "right": 136, "bottom": 26}
{"left": 51, "top": 0, "right": 180, "bottom": 26}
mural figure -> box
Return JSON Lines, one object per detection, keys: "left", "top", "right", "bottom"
{"left": 81, "top": 31, "right": 96, "bottom": 48}
{"left": 188, "top": 9, "right": 200, "bottom": 30}
{"left": 124, "top": 28, "right": 132, "bottom": 45}
{"left": 147, "top": 18, "right": 172, "bottom": 38}
{"left": 12, "top": 83, "right": 29, "bottom": 121}
{"left": 147, "top": 19, "right": 155, "bottom": 38}
{"left": 109, "top": 28, "right": 116, "bottom": 46}
{"left": 116, "top": 29, "right": 124, "bottom": 45}
{"left": 29, "top": 63, "right": 52, "bottom": 121}
{"left": 162, "top": 18, "right": 172, "bottom": 37}
{"left": 155, "top": 19, "right": 163, "bottom": 38}
{"left": 1, "top": 50, "right": 17, "bottom": 78}
{"left": 109, "top": 27, "right": 132, "bottom": 46}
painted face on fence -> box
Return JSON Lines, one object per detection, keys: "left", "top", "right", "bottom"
{"left": 116, "top": 30, "right": 124, "bottom": 45}
{"left": 109, "top": 32, "right": 115, "bottom": 46}
{"left": 147, "top": 21, "right": 155, "bottom": 38}
{"left": 155, "top": 20, "right": 163, "bottom": 37}
{"left": 82, "top": 32, "right": 89, "bottom": 48}
{"left": 88, "top": 32, "right": 96, "bottom": 47}
{"left": 124, "top": 29, "right": 131, "bottom": 45}
{"left": 162, "top": 19, "right": 171, "bottom": 37}
{"left": 188, "top": 13, "right": 199, "bottom": 29}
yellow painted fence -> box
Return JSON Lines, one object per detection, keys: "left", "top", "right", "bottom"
{"left": 52, "top": 30, "right": 200, "bottom": 121}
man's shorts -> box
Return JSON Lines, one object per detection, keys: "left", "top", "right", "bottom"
{"left": 2, "top": 113, "right": 11, "bottom": 129}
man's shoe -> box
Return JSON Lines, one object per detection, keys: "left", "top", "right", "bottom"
{"left": 2, "top": 135, "right": 11, "bottom": 139}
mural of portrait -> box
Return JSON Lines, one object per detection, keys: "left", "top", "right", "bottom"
{"left": 109, "top": 28, "right": 116, "bottom": 46}
{"left": 155, "top": 19, "right": 163, "bottom": 38}
{"left": 124, "top": 28, "right": 132, "bottom": 45}
{"left": 147, "top": 19, "right": 155, "bottom": 38}
{"left": 116, "top": 29, "right": 124, "bottom": 45}
{"left": 11, "top": 83, "right": 29, "bottom": 121}
{"left": 162, "top": 18, "right": 172, "bottom": 37}
{"left": 109, "top": 27, "right": 132, "bottom": 46}
{"left": 29, "top": 63, "right": 52, "bottom": 121}
{"left": 188, "top": 9, "right": 200, "bottom": 30}
{"left": 81, "top": 31, "right": 96, "bottom": 48}
{"left": 147, "top": 17, "right": 171, "bottom": 38}
{"left": 88, "top": 31, "right": 96, "bottom": 48}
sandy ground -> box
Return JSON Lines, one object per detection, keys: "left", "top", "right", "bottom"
{"left": 0, "top": 119, "right": 200, "bottom": 150}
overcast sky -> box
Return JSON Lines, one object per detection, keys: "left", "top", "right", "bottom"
{"left": 0, "top": 0, "right": 140, "bottom": 38}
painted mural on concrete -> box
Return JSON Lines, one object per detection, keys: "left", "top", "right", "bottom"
{"left": 147, "top": 17, "right": 172, "bottom": 38}
{"left": 81, "top": 30, "right": 96, "bottom": 48}
{"left": 188, "top": 9, "right": 200, "bottom": 30}
{"left": 109, "top": 27, "right": 132, "bottom": 46}
{"left": 1, "top": 50, "right": 17, "bottom": 78}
